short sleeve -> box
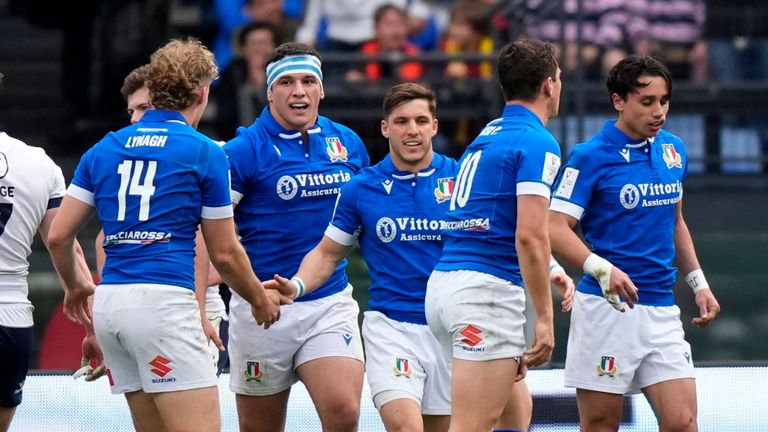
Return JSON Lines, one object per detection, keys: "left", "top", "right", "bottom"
{"left": 200, "top": 142, "right": 233, "bottom": 219}
{"left": 67, "top": 148, "right": 96, "bottom": 206}
{"left": 515, "top": 132, "right": 562, "bottom": 198}
{"left": 223, "top": 135, "right": 253, "bottom": 205}
{"left": 549, "top": 144, "right": 599, "bottom": 220}
{"left": 325, "top": 179, "right": 363, "bottom": 246}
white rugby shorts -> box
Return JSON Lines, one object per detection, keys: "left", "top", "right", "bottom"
{"left": 565, "top": 291, "right": 695, "bottom": 394}
{"left": 362, "top": 311, "right": 451, "bottom": 415}
{"left": 425, "top": 270, "right": 527, "bottom": 361}
{"left": 93, "top": 284, "right": 218, "bottom": 394}
{"left": 228, "top": 284, "right": 364, "bottom": 396}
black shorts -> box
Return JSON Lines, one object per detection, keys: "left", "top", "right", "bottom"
{"left": 0, "top": 325, "right": 33, "bottom": 408}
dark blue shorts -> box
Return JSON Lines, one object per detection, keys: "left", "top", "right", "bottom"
{"left": 0, "top": 325, "right": 33, "bottom": 408}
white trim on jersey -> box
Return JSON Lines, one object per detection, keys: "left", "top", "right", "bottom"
{"left": 66, "top": 184, "right": 96, "bottom": 206}
{"left": 201, "top": 205, "right": 234, "bottom": 220}
{"left": 324, "top": 223, "right": 356, "bottom": 246}
{"left": 516, "top": 181, "right": 551, "bottom": 199}
{"left": 549, "top": 198, "right": 585, "bottom": 220}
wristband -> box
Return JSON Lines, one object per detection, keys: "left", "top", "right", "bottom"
{"left": 549, "top": 257, "right": 564, "bottom": 274}
{"left": 291, "top": 276, "right": 306, "bottom": 299}
{"left": 685, "top": 269, "right": 709, "bottom": 294}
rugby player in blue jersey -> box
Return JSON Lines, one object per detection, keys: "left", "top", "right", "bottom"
{"left": 425, "top": 39, "right": 563, "bottom": 432}
{"left": 549, "top": 55, "right": 721, "bottom": 432}
{"left": 267, "top": 82, "right": 456, "bottom": 432}
{"left": 48, "top": 39, "right": 288, "bottom": 432}
{"left": 223, "top": 42, "right": 370, "bottom": 432}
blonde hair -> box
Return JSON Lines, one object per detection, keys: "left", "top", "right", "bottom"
{"left": 146, "top": 39, "right": 219, "bottom": 111}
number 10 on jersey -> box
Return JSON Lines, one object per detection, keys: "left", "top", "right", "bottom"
{"left": 117, "top": 160, "right": 157, "bottom": 221}
{"left": 450, "top": 151, "right": 482, "bottom": 211}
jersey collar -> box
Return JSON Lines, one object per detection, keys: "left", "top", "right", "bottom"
{"left": 378, "top": 153, "right": 445, "bottom": 180}
{"left": 602, "top": 120, "right": 650, "bottom": 148}
{"left": 139, "top": 109, "right": 189, "bottom": 125}
{"left": 258, "top": 106, "right": 322, "bottom": 139}
{"left": 502, "top": 104, "right": 544, "bottom": 127}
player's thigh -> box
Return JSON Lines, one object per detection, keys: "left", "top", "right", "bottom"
{"left": 575, "top": 388, "right": 624, "bottom": 431}
{"left": 423, "top": 414, "right": 450, "bottom": 432}
{"left": 235, "top": 390, "right": 291, "bottom": 432}
{"left": 298, "top": 356, "right": 364, "bottom": 421}
{"left": 497, "top": 379, "right": 532, "bottom": 431}
{"left": 124, "top": 390, "right": 167, "bottom": 432}
{"left": 154, "top": 387, "right": 221, "bottom": 432}
{"left": 379, "top": 398, "right": 424, "bottom": 432}
{"left": 643, "top": 378, "right": 697, "bottom": 431}
{"left": 450, "top": 357, "right": 520, "bottom": 432}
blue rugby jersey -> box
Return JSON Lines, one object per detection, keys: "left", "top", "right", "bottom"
{"left": 68, "top": 110, "right": 233, "bottom": 289}
{"left": 224, "top": 107, "right": 369, "bottom": 302}
{"left": 550, "top": 120, "right": 688, "bottom": 306}
{"left": 326, "top": 153, "right": 458, "bottom": 324}
{"left": 434, "top": 105, "right": 562, "bottom": 285}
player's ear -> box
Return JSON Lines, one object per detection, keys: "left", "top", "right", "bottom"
{"left": 381, "top": 119, "right": 389, "bottom": 138}
{"left": 543, "top": 77, "right": 553, "bottom": 98}
{"left": 611, "top": 92, "right": 624, "bottom": 112}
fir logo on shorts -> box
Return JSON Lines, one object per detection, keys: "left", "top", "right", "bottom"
{"left": 596, "top": 356, "right": 617, "bottom": 377}
{"left": 325, "top": 137, "right": 348, "bottom": 162}
{"left": 434, "top": 177, "right": 455, "bottom": 203}
{"left": 662, "top": 144, "right": 682, "bottom": 169}
{"left": 244, "top": 360, "right": 264, "bottom": 382}
{"left": 393, "top": 358, "right": 413, "bottom": 378}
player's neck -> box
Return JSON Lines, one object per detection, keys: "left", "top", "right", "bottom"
{"left": 505, "top": 100, "right": 550, "bottom": 126}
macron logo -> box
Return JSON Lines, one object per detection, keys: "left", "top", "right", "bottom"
{"left": 460, "top": 325, "right": 483, "bottom": 347}
{"left": 620, "top": 149, "right": 630, "bottom": 163}
{"left": 382, "top": 180, "right": 393, "bottom": 194}
{"left": 149, "top": 355, "right": 173, "bottom": 377}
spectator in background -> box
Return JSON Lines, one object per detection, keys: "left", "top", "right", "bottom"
{"left": 346, "top": 5, "right": 424, "bottom": 84}
{"left": 706, "top": 0, "right": 768, "bottom": 82}
{"left": 214, "top": 21, "right": 280, "bottom": 139}
{"left": 525, "top": 0, "right": 631, "bottom": 79}
{"left": 631, "top": 0, "right": 707, "bottom": 81}
{"left": 296, "top": 0, "right": 432, "bottom": 52}
{"left": 442, "top": 0, "right": 495, "bottom": 81}
{"left": 213, "top": 0, "right": 298, "bottom": 72}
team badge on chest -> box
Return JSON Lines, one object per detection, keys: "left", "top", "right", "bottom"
{"left": 325, "top": 137, "right": 348, "bottom": 162}
{"left": 662, "top": 144, "right": 682, "bottom": 169}
{"left": 434, "top": 177, "right": 455, "bottom": 203}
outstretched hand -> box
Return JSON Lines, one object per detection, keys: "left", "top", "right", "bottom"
{"left": 263, "top": 274, "right": 298, "bottom": 300}
{"left": 63, "top": 282, "right": 96, "bottom": 325}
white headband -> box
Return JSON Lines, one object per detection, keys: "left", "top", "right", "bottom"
{"left": 265, "top": 55, "right": 323, "bottom": 95}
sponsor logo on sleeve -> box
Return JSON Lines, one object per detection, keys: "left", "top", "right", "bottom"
{"left": 554, "top": 167, "right": 579, "bottom": 199}
{"left": 542, "top": 152, "right": 561, "bottom": 185}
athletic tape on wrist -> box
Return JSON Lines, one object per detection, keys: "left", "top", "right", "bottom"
{"left": 291, "top": 276, "right": 306, "bottom": 299}
{"left": 685, "top": 269, "right": 709, "bottom": 294}
{"left": 549, "top": 257, "right": 564, "bottom": 274}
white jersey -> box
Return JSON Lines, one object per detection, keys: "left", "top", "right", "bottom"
{"left": 0, "top": 132, "right": 66, "bottom": 326}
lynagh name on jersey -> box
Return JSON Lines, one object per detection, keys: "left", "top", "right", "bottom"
{"left": 125, "top": 135, "right": 168, "bottom": 148}
{"left": 104, "top": 230, "right": 172, "bottom": 246}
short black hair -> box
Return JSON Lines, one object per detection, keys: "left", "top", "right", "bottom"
{"left": 497, "top": 39, "right": 558, "bottom": 102}
{"left": 606, "top": 55, "right": 672, "bottom": 102}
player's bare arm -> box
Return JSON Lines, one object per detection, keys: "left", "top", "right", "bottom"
{"left": 517, "top": 194, "right": 554, "bottom": 367}
{"left": 549, "top": 210, "right": 639, "bottom": 311}
{"left": 194, "top": 227, "right": 224, "bottom": 350}
{"left": 264, "top": 235, "right": 351, "bottom": 299}
{"left": 200, "top": 216, "right": 292, "bottom": 329}
{"left": 673, "top": 201, "right": 721, "bottom": 327}
{"left": 47, "top": 197, "right": 98, "bottom": 325}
